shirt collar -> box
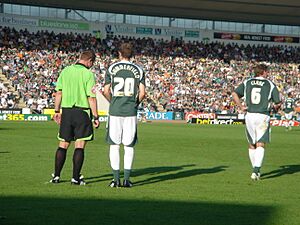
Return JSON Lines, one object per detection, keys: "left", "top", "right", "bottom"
{"left": 75, "top": 62, "right": 89, "bottom": 69}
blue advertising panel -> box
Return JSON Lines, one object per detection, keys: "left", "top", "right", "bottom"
{"left": 145, "top": 112, "right": 174, "bottom": 120}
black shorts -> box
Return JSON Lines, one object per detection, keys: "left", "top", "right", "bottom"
{"left": 58, "top": 108, "right": 93, "bottom": 142}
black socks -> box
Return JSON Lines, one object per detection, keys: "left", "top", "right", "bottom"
{"left": 54, "top": 147, "right": 85, "bottom": 181}
{"left": 73, "top": 148, "right": 84, "bottom": 181}
{"left": 54, "top": 147, "right": 67, "bottom": 177}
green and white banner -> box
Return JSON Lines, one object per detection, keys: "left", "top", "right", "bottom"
{"left": 136, "top": 27, "right": 153, "bottom": 35}
{"left": 0, "top": 15, "right": 38, "bottom": 26}
{"left": 185, "top": 30, "right": 200, "bottom": 38}
{"left": 39, "top": 19, "right": 89, "bottom": 30}
{"left": 106, "top": 24, "right": 201, "bottom": 39}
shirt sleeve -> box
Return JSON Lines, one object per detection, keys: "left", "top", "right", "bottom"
{"left": 234, "top": 83, "right": 245, "bottom": 98}
{"left": 86, "top": 72, "right": 96, "bottom": 98}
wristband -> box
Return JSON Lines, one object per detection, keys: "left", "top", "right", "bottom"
{"left": 55, "top": 110, "right": 60, "bottom": 113}
{"left": 93, "top": 115, "right": 99, "bottom": 121}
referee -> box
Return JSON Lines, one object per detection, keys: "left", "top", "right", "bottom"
{"left": 50, "top": 50, "right": 99, "bottom": 185}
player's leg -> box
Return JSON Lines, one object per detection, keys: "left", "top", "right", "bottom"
{"left": 107, "top": 116, "right": 123, "bottom": 187}
{"left": 122, "top": 116, "right": 137, "bottom": 187}
{"left": 55, "top": 141, "right": 70, "bottom": 175}
{"left": 123, "top": 146, "right": 134, "bottom": 187}
{"left": 251, "top": 142, "right": 265, "bottom": 180}
{"left": 287, "top": 120, "right": 292, "bottom": 130}
{"left": 51, "top": 108, "right": 73, "bottom": 183}
{"left": 50, "top": 141, "right": 70, "bottom": 183}
{"left": 71, "top": 140, "right": 87, "bottom": 185}
{"left": 245, "top": 113, "right": 256, "bottom": 169}
{"left": 248, "top": 144, "right": 256, "bottom": 168}
{"left": 109, "top": 144, "right": 121, "bottom": 187}
{"left": 248, "top": 143, "right": 260, "bottom": 181}
{"left": 252, "top": 114, "right": 270, "bottom": 180}
{"left": 71, "top": 109, "right": 94, "bottom": 185}
{"left": 286, "top": 112, "right": 293, "bottom": 130}
{"left": 283, "top": 113, "right": 289, "bottom": 130}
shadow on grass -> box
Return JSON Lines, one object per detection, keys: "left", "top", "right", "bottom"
{"left": 262, "top": 164, "right": 300, "bottom": 179}
{"left": 0, "top": 196, "right": 275, "bottom": 225}
{"left": 85, "top": 164, "right": 195, "bottom": 184}
{"left": 134, "top": 165, "right": 227, "bottom": 186}
{"left": 0, "top": 151, "right": 10, "bottom": 154}
{"left": 84, "top": 174, "right": 112, "bottom": 184}
{"left": 132, "top": 164, "right": 196, "bottom": 177}
{"left": 85, "top": 165, "right": 227, "bottom": 186}
{"left": 0, "top": 128, "right": 13, "bottom": 131}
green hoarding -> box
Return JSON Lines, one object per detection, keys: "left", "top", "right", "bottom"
{"left": 39, "top": 19, "right": 89, "bottom": 30}
{"left": 185, "top": 30, "right": 199, "bottom": 38}
{"left": 174, "top": 112, "right": 184, "bottom": 120}
{"left": 136, "top": 27, "right": 153, "bottom": 35}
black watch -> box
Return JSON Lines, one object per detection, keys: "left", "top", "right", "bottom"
{"left": 55, "top": 110, "right": 60, "bottom": 113}
{"left": 93, "top": 115, "right": 99, "bottom": 121}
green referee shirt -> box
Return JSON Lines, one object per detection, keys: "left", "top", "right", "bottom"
{"left": 55, "top": 63, "right": 96, "bottom": 108}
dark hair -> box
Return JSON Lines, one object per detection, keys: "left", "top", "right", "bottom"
{"left": 119, "top": 43, "right": 133, "bottom": 59}
{"left": 253, "top": 64, "right": 268, "bottom": 77}
{"left": 80, "top": 50, "right": 96, "bottom": 62}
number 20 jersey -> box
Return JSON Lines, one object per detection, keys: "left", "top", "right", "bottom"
{"left": 234, "top": 77, "right": 281, "bottom": 115}
{"left": 105, "top": 60, "right": 145, "bottom": 116}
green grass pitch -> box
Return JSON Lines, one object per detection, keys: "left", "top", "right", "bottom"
{"left": 0, "top": 121, "right": 299, "bottom": 225}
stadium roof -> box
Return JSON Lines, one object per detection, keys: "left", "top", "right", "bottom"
{"left": 4, "top": 0, "right": 300, "bottom": 26}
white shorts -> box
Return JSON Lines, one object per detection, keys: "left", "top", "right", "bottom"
{"left": 106, "top": 115, "right": 137, "bottom": 146}
{"left": 284, "top": 112, "right": 294, "bottom": 120}
{"left": 245, "top": 112, "right": 270, "bottom": 144}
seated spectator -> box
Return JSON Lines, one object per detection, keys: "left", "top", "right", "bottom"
{"left": 0, "top": 26, "right": 300, "bottom": 114}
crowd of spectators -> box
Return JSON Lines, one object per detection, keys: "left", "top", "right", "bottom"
{"left": 1, "top": 26, "right": 300, "bottom": 113}
{"left": 0, "top": 81, "right": 17, "bottom": 109}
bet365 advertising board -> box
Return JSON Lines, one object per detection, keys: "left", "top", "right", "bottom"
{"left": 0, "top": 114, "right": 51, "bottom": 121}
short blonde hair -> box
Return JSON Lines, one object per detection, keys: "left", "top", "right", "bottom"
{"left": 80, "top": 50, "right": 96, "bottom": 62}
{"left": 119, "top": 43, "right": 133, "bottom": 58}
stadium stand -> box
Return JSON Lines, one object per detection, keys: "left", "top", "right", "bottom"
{"left": 0, "top": 26, "right": 300, "bottom": 113}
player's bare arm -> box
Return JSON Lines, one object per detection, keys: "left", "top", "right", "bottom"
{"left": 103, "top": 84, "right": 112, "bottom": 102}
{"left": 138, "top": 83, "right": 146, "bottom": 104}
{"left": 232, "top": 92, "right": 247, "bottom": 112}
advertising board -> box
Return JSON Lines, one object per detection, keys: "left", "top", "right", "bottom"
{"left": 214, "top": 32, "right": 299, "bottom": 43}
{"left": 174, "top": 112, "right": 184, "bottom": 120}
{"left": 0, "top": 114, "right": 50, "bottom": 121}
{"left": 191, "top": 118, "right": 244, "bottom": 125}
{"left": 185, "top": 112, "right": 216, "bottom": 121}
{"left": 139, "top": 112, "right": 174, "bottom": 120}
{"left": 0, "top": 109, "right": 22, "bottom": 114}
{"left": 270, "top": 120, "right": 300, "bottom": 127}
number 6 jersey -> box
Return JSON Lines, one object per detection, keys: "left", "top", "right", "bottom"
{"left": 234, "top": 76, "right": 281, "bottom": 115}
{"left": 105, "top": 60, "right": 145, "bottom": 116}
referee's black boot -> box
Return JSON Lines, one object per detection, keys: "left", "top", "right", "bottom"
{"left": 71, "top": 175, "right": 86, "bottom": 185}
{"left": 50, "top": 174, "right": 60, "bottom": 184}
